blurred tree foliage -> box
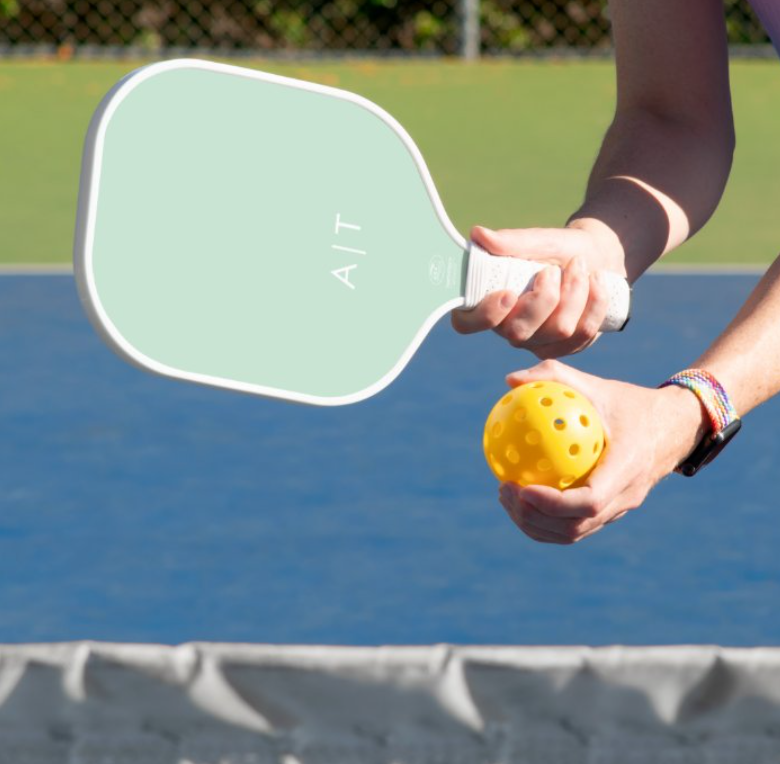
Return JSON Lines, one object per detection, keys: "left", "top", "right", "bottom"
{"left": 0, "top": 0, "right": 769, "bottom": 52}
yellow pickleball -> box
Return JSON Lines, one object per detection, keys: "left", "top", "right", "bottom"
{"left": 483, "top": 381, "right": 605, "bottom": 490}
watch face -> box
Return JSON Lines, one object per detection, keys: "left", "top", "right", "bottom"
{"left": 678, "top": 419, "right": 742, "bottom": 477}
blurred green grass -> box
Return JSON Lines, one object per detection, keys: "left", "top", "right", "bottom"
{"left": 1, "top": 59, "right": 778, "bottom": 265}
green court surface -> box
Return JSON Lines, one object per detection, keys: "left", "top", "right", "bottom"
{"left": 2, "top": 58, "right": 779, "bottom": 266}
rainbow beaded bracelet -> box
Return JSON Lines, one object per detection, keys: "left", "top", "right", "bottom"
{"left": 659, "top": 369, "right": 741, "bottom": 477}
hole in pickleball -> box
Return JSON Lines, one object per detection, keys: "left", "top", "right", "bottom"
{"left": 537, "top": 459, "right": 552, "bottom": 472}
{"left": 560, "top": 475, "right": 576, "bottom": 488}
{"left": 569, "top": 444, "right": 580, "bottom": 456}
{"left": 521, "top": 471, "right": 535, "bottom": 485}
{"left": 531, "top": 383, "right": 544, "bottom": 389}
{"left": 502, "top": 394, "right": 514, "bottom": 406}
{"left": 593, "top": 442, "right": 600, "bottom": 454}
{"left": 554, "top": 419, "right": 566, "bottom": 430}
{"left": 580, "top": 415, "right": 590, "bottom": 427}
{"left": 540, "top": 397, "right": 553, "bottom": 407}
{"left": 491, "top": 457, "right": 506, "bottom": 478}
{"left": 513, "top": 407, "right": 527, "bottom": 422}
{"left": 525, "top": 431, "right": 541, "bottom": 445}
{"left": 492, "top": 422, "right": 504, "bottom": 438}
{"left": 506, "top": 447, "right": 520, "bottom": 465}
{"left": 564, "top": 391, "right": 576, "bottom": 399}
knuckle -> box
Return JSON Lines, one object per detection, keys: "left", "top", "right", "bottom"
{"left": 505, "top": 326, "right": 532, "bottom": 347}
{"left": 567, "top": 331, "right": 597, "bottom": 356}
{"left": 536, "top": 283, "right": 561, "bottom": 309}
{"left": 508, "top": 336, "right": 529, "bottom": 349}
{"left": 537, "top": 358, "right": 562, "bottom": 374}
{"left": 588, "top": 280, "right": 609, "bottom": 311}
{"left": 546, "top": 320, "right": 578, "bottom": 343}
{"left": 564, "top": 269, "right": 587, "bottom": 293}
{"left": 576, "top": 319, "right": 601, "bottom": 342}
{"left": 488, "top": 302, "right": 514, "bottom": 327}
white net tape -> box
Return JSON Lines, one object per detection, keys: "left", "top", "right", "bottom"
{"left": 0, "top": 643, "right": 779, "bottom": 762}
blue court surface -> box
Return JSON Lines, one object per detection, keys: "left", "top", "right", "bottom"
{"left": 0, "top": 272, "right": 777, "bottom": 646}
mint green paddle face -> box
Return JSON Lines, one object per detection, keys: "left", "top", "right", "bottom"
{"left": 75, "top": 60, "right": 467, "bottom": 405}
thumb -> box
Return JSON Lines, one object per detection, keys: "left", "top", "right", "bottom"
{"left": 471, "top": 225, "right": 572, "bottom": 262}
{"left": 505, "top": 360, "right": 592, "bottom": 393}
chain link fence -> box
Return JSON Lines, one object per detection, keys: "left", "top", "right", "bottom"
{"left": 0, "top": 0, "right": 771, "bottom": 57}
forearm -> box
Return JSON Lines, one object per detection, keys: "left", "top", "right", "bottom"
{"left": 694, "top": 256, "right": 780, "bottom": 416}
{"left": 660, "top": 256, "right": 780, "bottom": 471}
{"left": 567, "top": 0, "right": 734, "bottom": 284}
{"left": 569, "top": 109, "right": 735, "bottom": 282}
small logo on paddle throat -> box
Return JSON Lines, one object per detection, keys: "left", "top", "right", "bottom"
{"left": 428, "top": 256, "right": 445, "bottom": 286}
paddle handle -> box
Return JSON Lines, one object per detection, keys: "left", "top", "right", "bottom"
{"left": 463, "top": 243, "right": 631, "bottom": 333}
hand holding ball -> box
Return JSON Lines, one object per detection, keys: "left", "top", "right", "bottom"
{"left": 484, "top": 381, "right": 605, "bottom": 489}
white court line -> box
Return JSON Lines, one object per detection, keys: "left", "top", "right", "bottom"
{"left": 648, "top": 263, "right": 765, "bottom": 275}
{"left": 0, "top": 264, "right": 73, "bottom": 275}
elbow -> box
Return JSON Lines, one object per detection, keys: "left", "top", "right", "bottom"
{"left": 616, "top": 101, "right": 735, "bottom": 183}
{"left": 619, "top": 100, "right": 734, "bottom": 160}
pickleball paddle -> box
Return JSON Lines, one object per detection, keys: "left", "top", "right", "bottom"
{"left": 74, "top": 59, "right": 630, "bottom": 405}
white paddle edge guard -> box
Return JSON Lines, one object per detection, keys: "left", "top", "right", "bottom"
{"left": 463, "top": 243, "right": 631, "bottom": 333}
{"left": 73, "top": 58, "right": 467, "bottom": 407}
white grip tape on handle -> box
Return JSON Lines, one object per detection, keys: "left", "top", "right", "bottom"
{"left": 463, "top": 243, "right": 631, "bottom": 333}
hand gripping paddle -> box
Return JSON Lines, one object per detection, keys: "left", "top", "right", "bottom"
{"left": 74, "top": 59, "right": 630, "bottom": 406}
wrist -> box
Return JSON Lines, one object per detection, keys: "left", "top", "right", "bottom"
{"left": 565, "top": 217, "right": 628, "bottom": 278}
{"left": 658, "top": 369, "right": 742, "bottom": 476}
{"left": 655, "top": 385, "right": 710, "bottom": 472}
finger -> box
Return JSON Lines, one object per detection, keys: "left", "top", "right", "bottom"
{"left": 514, "top": 483, "right": 633, "bottom": 543}
{"left": 566, "top": 270, "right": 610, "bottom": 349}
{"left": 470, "top": 225, "right": 589, "bottom": 262}
{"left": 516, "top": 498, "right": 601, "bottom": 541}
{"left": 494, "top": 266, "right": 561, "bottom": 347}
{"left": 526, "top": 271, "right": 610, "bottom": 359}
{"left": 509, "top": 482, "right": 608, "bottom": 520}
{"left": 515, "top": 444, "right": 633, "bottom": 523}
{"left": 501, "top": 482, "right": 585, "bottom": 520}
{"left": 532, "top": 256, "right": 590, "bottom": 344}
{"left": 451, "top": 290, "right": 516, "bottom": 334}
{"left": 605, "top": 510, "right": 628, "bottom": 525}
{"left": 505, "top": 357, "right": 590, "bottom": 393}
{"left": 522, "top": 525, "right": 576, "bottom": 545}
{"left": 500, "top": 497, "right": 576, "bottom": 545}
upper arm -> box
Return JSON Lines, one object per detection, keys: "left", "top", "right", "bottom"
{"left": 609, "top": 0, "right": 734, "bottom": 135}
